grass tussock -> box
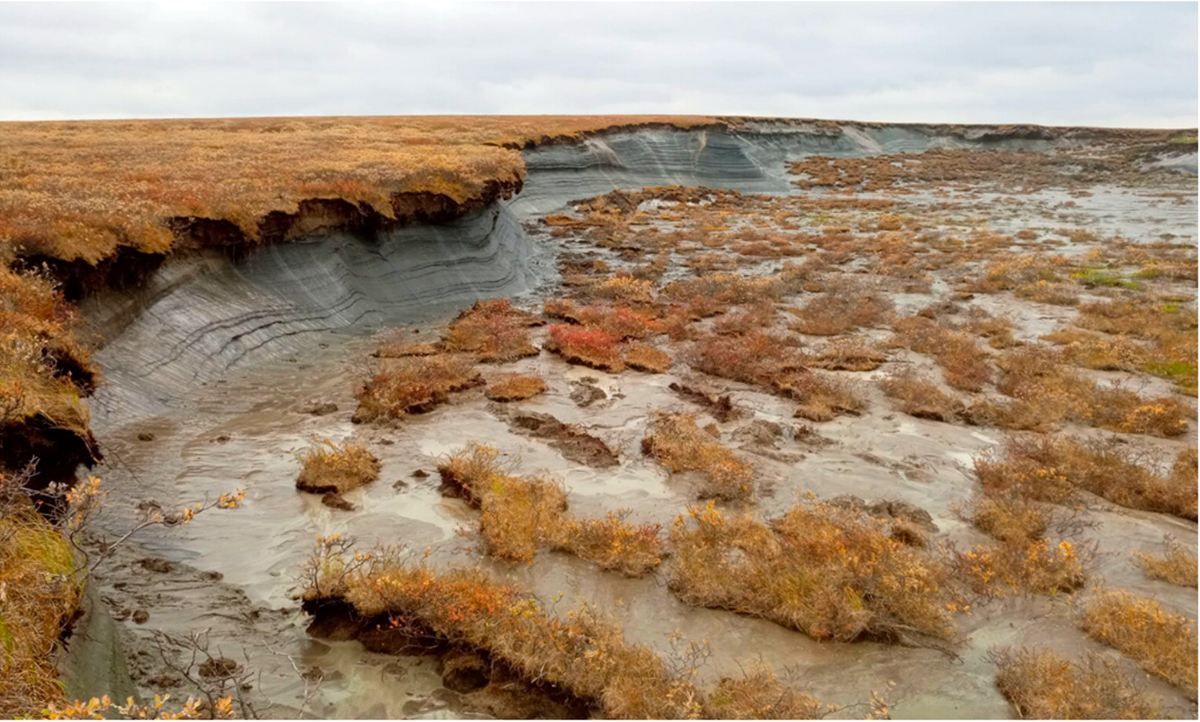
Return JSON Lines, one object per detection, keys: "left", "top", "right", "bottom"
{"left": 623, "top": 342, "right": 672, "bottom": 373}
{"left": 787, "top": 289, "right": 893, "bottom": 336}
{"left": 1135, "top": 538, "right": 1198, "bottom": 588}
{"left": 0, "top": 488, "right": 79, "bottom": 717}
{"left": 354, "top": 353, "right": 482, "bottom": 421}
{"left": 479, "top": 474, "right": 569, "bottom": 562}
{"left": 775, "top": 371, "right": 866, "bottom": 422}
{"left": 959, "top": 504, "right": 1086, "bottom": 596}
{"left": 974, "top": 435, "right": 1197, "bottom": 520}
{"left": 437, "top": 444, "right": 663, "bottom": 576}
{"left": 668, "top": 500, "right": 960, "bottom": 643}
{"left": 550, "top": 512, "right": 666, "bottom": 577}
{"left": 1079, "top": 590, "right": 1197, "bottom": 696}
{"left": 891, "top": 315, "right": 992, "bottom": 392}
{"left": 0, "top": 267, "right": 94, "bottom": 441}
{"left": 485, "top": 373, "right": 547, "bottom": 402}
{"left": 443, "top": 300, "right": 538, "bottom": 362}
{"left": 546, "top": 324, "right": 624, "bottom": 372}
{"left": 296, "top": 438, "right": 380, "bottom": 494}
{"left": 974, "top": 347, "right": 1191, "bottom": 437}
{"left": 992, "top": 647, "right": 1162, "bottom": 719}
{"left": 880, "top": 370, "right": 962, "bottom": 422}
{"left": 642, "top": 414, "right": 754, "bottom": 500}
{"left": 305, "top": 541, "right": 822, "bottom": 718}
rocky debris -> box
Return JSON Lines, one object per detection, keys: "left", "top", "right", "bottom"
{"left": 137, "top": 431, "right": 156, "bottom": 442}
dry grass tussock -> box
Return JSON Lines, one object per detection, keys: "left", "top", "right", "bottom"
{"left": 960, "top": 494, "right": 1086, "bottom": 596}
{"left": 891, "top": 315, "right": 993, "bottom": 392}
{"left": 1, "top": 115, "right": 718, "bottom": 265}
{"left": 973, "top": 346, "right": 1192, "bottom": 437}
{"left": 688, "top": 332, "right": 865, "bottom": 420}
{"left": 992, "top": 647, "right": 1163, "bottom": 719}
{"left": 1080, "top": 590, "right": 1197, "bottom": 696}
{"left": 1135, "top": 537, "right": 1198, "bottom": 587}
{"left": 642, "top": 414, "right": 754, "bottom": 500}
{"left": 880, "top": 370, "right": 962, "bottom": 422}
{"left": 0, "top": 267, "right": 94, "bottom": 437}
{"left": 974, "top": 435, "right": 1197, "bottom": 520}
{"left": 354, "top": 353, "right": 482, "bottom": 421}
{"left": 437, "top": 444, "right": 663, "bottom": 576}
{"left": 304, "top": 539, "right": 825, "bottom": 719}
{"left": 545, "top": 324, "right": 624, "bottom": 372}
{"left": 295, "top": 438, "right": 380, "bottom": 494}
{"left": 484, "top": 373, "right": 547, "bottom": 402}
{"left": 787, "top": 288, "right": 893, "bottom": 336}
{"left": 668, "top": 500, "right": 961, "bottom": 643}
{"left": 443, "top": 299, "right": 539, "bottom": 363}
{"left": 0, "top": 479, "right": 79, "bottom": 717}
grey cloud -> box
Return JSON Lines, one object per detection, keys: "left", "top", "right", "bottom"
{"left": 0, "top": 1, "right": 1194, "bottom": 126}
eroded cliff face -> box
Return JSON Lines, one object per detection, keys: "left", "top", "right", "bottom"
{"left": 4, "top": 178, "right": 524, "bottom": 491}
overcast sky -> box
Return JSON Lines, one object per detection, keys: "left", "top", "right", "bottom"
{"left": 0, "top": 2, "right": 1195, "bottom": 127}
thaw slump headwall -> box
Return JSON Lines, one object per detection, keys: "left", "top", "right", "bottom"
{"left": 85, "top": 123, "right": 1067, "bottom": 418}
{"left": 86, "top": 205, "right": 537, "bottom": 417}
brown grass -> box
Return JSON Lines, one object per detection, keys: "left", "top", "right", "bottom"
{"left": 804, "top": 337, "right": 888, "bottom": 372}
{"left": 0, "top": 115, "right": 719, "bottom": 265}
{"left": 775, "top": 371, "right": 866, "bottom": 422}
{"left": 880, "top": 370, "right": 962, "bottom": 422}
{"left": 305, "top": 541, "right": 822, "bottom": 718}
{"left": 788, "top": 289, "right": 893, "bottom": 336}
{"left": 642, "top": 414, "right": 754, "bottom": 500}
{"left": 0, "top": 487, "right": 79, "bottom": 717}
{"left": 623, "top": 342, "right": 672, "bottom": 373}
{"left": 485, "top": 374, "right": 547, "bottom": 402}
{"left": 960, "top": 495, "right": 1086, "bottom": 596}
{"left": 354, "top": 353, "right": 482, "bottom": 421}
{"left": 545, "top": 324, "right": 624, "bottom": 372}
{"left": 973, "top": 347, "right": 1192, "bottom": 437}
{"left": 668, "top": 501, "right": 960, "bottom": 643}
{"left": 550, "top": 512, "right": 665, "bottom": 577}
{"left": 1079, "top": 590, "right": 1197, "bottom": 696}
{"left": 891, "top": 315, "right": 993, "bottom": 392}
{"left": 0, "top": 267, "right": 94, "bottom": 446}
{"left": 1135, "top": 538, "right": 1198, "bottom": 588}
{"left": 479, "top": 474, "right": 569, "bottom": 562}
{"left": 443, "top": 300, "right": 538, "bottom": 363}
{"left": 296, "top": 438, "right": 380, "bottom": 494}
{"left": 974, "top": 435, "right": 1197, "bottom": 520}
{"left": 437, "top": 445, "right": 663, "bottom": 576}
{"left": 992, "top": 647, "right": 1162, "bottom": 719}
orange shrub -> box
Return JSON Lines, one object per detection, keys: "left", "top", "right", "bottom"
{"left": 1080, "top": 590, "right": 1197, "bottom": 695}
{"left": 668, "top": 501, "right": 959, "bottom": 642}
{"left": 296, "top": 438, "right": 380, "bottom": 494}
{"left": 485, "top": 373, "right": 547, "bottom": 402}
{"left": 546, "top": 324, "right": 623, "bottom": 372}
{"left": 642, "top": 414, "right": 753, "bottom": 500}
{"left": 354, "top": 354, "right": 482, "bottom": 421}
{"left": 443, "top": 299, "right": 538, "bottom": 362}
{"left": 993, "top": 647, "right": 1160, "bottom": 719}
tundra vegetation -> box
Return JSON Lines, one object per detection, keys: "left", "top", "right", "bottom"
{"left": 2, "top": 117, "right": 1197, "bottom": 717}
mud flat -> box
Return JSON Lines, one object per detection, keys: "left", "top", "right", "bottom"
{"left": 63, "top": 122, "right": 1198, "bottom": 718}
